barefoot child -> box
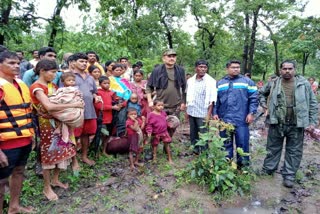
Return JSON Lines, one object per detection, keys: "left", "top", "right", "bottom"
{"left": 60, "top": 72, "right": 81, "bottom": 175}
{"left": 94, "top": 76, "right": 120, "bottom": 155}
{"left": 126, "top": 108, "right": 146, "bottom": 170}
{"left": 145, "top": 100, "right": 173, "bottom": 163}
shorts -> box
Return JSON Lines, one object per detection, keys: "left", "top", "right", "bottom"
{"left": 74, "top": 119, "right": 97, "bottom": 137}
{"left": 0, "top": 143, "right": 32, "bottom": 179}
{"left": 151, "top": 132, "right": 172, "bottom": 147}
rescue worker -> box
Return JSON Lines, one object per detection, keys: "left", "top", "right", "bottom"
{"left": 259, "top": 60, "right": 318, "bottom": 188}
{"left": 0, "top": 51, "right": 34, "bottom": 213}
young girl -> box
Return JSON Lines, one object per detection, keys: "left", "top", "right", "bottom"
{"left": 88, "top": 65, "right": 101, "bottom": 88}
{"left": 94, "top": 76, "right": 120, "bottom": 156}
{"left": 126, "top": 108, "right": 145, "bottom": 170}
{"left": 146, "top": 100, "right": 173, "bottom": 164}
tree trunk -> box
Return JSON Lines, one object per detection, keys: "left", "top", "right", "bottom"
{"left": 274, "top": 40, "right": 279, "bottom": 76}
{"left": 0, "top": 0, "right": 12, "bottom": 45}
{"left": 259, "top": 19, "right": 279, "bottom": 75}
{"left": 262, "top": 64, "right": 268, "bottom": 80}
{"left": 160, "top": 17, "right": 173, "bottom": 48}
{"left": 247, "top": 5, "right": 262, "bottom": 74}
{"left": 302, "top": 52, "right": 310, "bottom": 76}
{"left": 242, "top": 12, "right": 250, "bottom": 74}
{"left": 48, "top": 0, "right": 67, "bottom": 47}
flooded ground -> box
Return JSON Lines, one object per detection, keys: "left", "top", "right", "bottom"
{"left": 6, "top": 117, "right": 320, "bottom": 213}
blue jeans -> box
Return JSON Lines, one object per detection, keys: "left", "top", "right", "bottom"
{"left": 189, "top": 116, "right": 208, "bottom": 153}
{"left": 220, "top": 125, "right": 249, "bottom": 166}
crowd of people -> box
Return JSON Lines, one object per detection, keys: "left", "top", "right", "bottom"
{"left": 0, "top": 44, "right": 318, "bottom": 213}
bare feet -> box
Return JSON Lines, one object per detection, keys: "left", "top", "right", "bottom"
{"left": 130, "top": 165, "right": 136, "bottom": 171}
{"left": 72, "top": 159, "right": 81, "bottom": 176}
{"left": 43, "top": 188, "right": 58, "bottom": 201}
{"left": 168, "top": 160, "right": 174, "bottom": 165}
{"left": 81, "top": 157, "right": 95, "bottom": 166}
{"left": 51, "top": 181, "right": 69, "bottom": 189}
{"left": 134, "top": 162, "right": 144, "bottom": 167}
{"left": 8, "top": 205, "right": 34, "bottom": 214}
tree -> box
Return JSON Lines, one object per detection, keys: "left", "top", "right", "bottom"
{"left": 228, "top": 0, "right": 301, "bottom": 75}
{"left": 190, "top": 0, "right": 227, "bottom": 60}
{"left": 48, "top": 0, "right": 90, "bottom": 47}
{"left": 282, "top": 17, "right": 320, "bottom": 75}
{"left": 0, "top": 0, "right": 38, "bottom": 45}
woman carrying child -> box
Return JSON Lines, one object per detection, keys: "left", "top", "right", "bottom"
{"left": 109, "top": 64, "right": 132, "bottom": 136}
{"left": 30, "top": 59, "right": 84, "bottom": 201}
{"left": 130, "top": 70, "right": 150, "bottom": 117}
{"left": 145, "top": 100, "right": 173, "bottom": 164}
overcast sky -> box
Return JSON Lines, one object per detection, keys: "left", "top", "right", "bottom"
{"left": 35, "top": 0, "right": 320, "bottom": 34}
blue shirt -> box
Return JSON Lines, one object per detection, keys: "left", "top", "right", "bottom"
{"left": 22, "top": 69, "right": 62, "bottom": 87}
{"left": 127, "top": 102, "right": 141, "bottom": 116}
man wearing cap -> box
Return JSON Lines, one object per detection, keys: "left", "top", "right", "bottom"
{"left": 146, "top": 49, "right": 186, "bottom": 135}
{"left": 147, "top": 49, "right": 186, "bottom": 113}
{"left": 186, "top": 60, "right": 217, "bottom": 154}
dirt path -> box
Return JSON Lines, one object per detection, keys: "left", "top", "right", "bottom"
{"left": 12, "top": 121, "right": 320, "bottom": 213}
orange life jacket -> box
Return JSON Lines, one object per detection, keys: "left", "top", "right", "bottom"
{"left": 0, "top": 78, "right": 34, "bottom": 141}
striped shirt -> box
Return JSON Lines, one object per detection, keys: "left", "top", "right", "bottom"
{"left": 187, "top": 78, "right": 207, "bottom": 118}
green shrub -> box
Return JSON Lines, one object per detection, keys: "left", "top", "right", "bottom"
{"left": 177, "top": 122, "right": 253, "bottom": 199}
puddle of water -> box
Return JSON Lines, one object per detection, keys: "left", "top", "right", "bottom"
{"left": 220, "top": 206, "right": 276, "bottom": 214}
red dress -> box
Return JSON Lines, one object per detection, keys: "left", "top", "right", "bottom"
{"left": 30, "top": 83, "right": 76, "bottom": 168}
{"left": 126, "top": 118, "right": 143, "bottom": 153}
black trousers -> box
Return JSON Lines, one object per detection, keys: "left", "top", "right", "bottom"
{"left": 189, "top": 116, "right": 208, "bottom": 153}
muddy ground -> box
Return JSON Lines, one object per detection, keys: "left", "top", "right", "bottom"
{"left": 6, "top": 117, "right": 320, "bottom": 214}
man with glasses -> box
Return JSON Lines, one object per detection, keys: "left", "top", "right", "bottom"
{"left": 22, "top": 47, "right": 60, "bottom": 87}
{"left": 259, "top": 60, "right": 318, "bottom": 188}
{"left": 213, "top": 60, "right": 258, "bottom": 168}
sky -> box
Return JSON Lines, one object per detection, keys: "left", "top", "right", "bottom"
{"left": 35, "top": 0, "right": 320, "bottom": 34}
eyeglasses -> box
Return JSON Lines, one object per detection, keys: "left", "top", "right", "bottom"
{"left": 281, "top": 67, "right": 294, "bottom": 71}
{"left": 47, "top": 54, "right": 57, "bottom": 58}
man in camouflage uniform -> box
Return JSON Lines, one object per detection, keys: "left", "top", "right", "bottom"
{"left": 259, "top": 60, "right": 318, "bottom": 188}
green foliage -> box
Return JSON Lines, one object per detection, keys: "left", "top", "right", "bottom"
{"left": 176, "top": 124, "right": 253, "bottom": 200}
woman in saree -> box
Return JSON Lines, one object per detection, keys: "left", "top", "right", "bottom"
{"left": 108, "top": 63, "right": 132, "bottom": 136}
{"left": 130, "top": 69, "right": 150, "bottom": 117}
{"left": 30, "top": 59, "right": 84, "bottom": 201}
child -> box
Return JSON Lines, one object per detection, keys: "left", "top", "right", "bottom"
{"left": 60, "top": 71, "right": 76, "bottom": 88}
{"left": 127, "top": 93, "right": 141, "bottom": 116}
{"left": 126, "top": 108, "right": 145, "bottom": 170}
{"left": 88, "top": 65, "right": 102, "bottom": 88}
{"left": 146, "top": 100, "right": 173, "bottom": 164}
{"left": 59, "top": 72, "right": 81, "bottom": 175}
{"left": 94, "top": 76, "right": 120, "bottom": 155}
